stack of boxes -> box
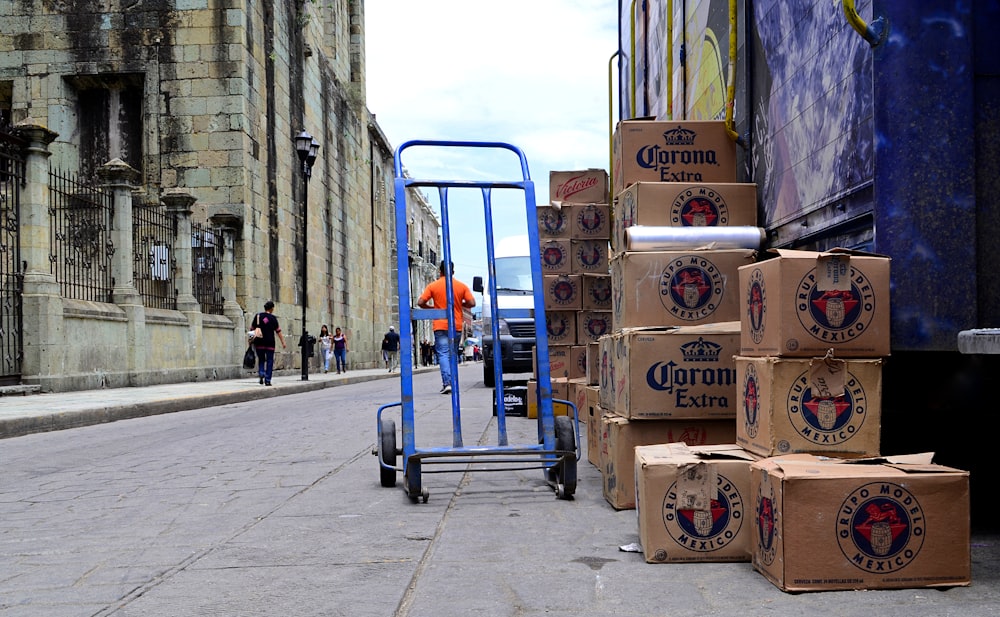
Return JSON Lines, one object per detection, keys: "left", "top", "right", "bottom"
{"left": 600, "top": 120, "right": 759, "bottom": 529}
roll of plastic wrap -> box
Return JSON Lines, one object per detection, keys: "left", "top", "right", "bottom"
{"left": 624, "top": 226, "right": 765, "bottom": 251}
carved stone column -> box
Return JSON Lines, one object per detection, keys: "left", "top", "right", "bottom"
{"left": 161, "top": 190, "right": 200, "bottom": 313}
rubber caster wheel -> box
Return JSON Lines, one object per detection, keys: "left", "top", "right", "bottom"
{"left": 379, "top": 418, "right": 397, "bottom": 488}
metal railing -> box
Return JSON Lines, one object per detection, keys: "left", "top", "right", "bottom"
{"left": 192, "top": 222, "right": 224, "bottom": 315}
{"left": 133, "top": 201, "right": 177, "bottom": 310}
{"left": 49, "top": 168, "right": 114, "bottom": 302}
{"left": 1, "top": 129, "right": 26, "bottom": 382}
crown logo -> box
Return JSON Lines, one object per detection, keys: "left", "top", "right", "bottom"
{"left": 663, "top": 125, "right": 696, "bottom": 146}
{"left": 680, "top": 337, "right": 722, "bottom": 362}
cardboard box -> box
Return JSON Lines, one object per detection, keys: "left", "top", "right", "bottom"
{"left": 751, "top": 453, "right": 970, "bottom": 592}
{"left": 570, "top": 239, "right": 610, "bottom": 275}
{"left": 612, "top": 249, "right": 755, "bottom": 330}
{"left": 612, "top": 120, "right": 737, "bottom": 194}
{"left": 493, "top": 386, "right": 528, "bottom": 417}
{"left": 543, "top": 275, "right": 583, "bottom": 312}
{"left": 569, "top": 203, "right": 612, "bottom": 239}
{"left": 544, "top": 310, "right": 577, "bottom": 346}
{"left": 597, "top": 333, "right": 616, "bottom": 411}
{"left": 610, "top": 323, "right": 741, "bottom": 420}
{"left": 526, "top": 378, "right": 573, "bottom": 418}
{"left": 739, "top": 248, "right": 891, "bottom": 357}
{"left": 569, "top": 345, "right": 588, "bottom": 381}
{"left": 735, "top": 355, "right": 882, "bottom": 458}
{"left": 635, "top": 443, "right": 759, "bottom": 563}
{"left": 581, "top": 274, "right": 612, "bottom": 310}
{"left": 550, "top": 168, "right": 609, "bottom": 204}
{"left": 539, "top": 238, "right": 572, "bottom": 274}
{"left": 537, "top": 204, "right": 571, "bottom": 237}
{"left": 576, "top": 310, "right": 612, "bottom": 344}
{"left": 602, "top": 414, "right": 738, "bottom": 510}
{"left": 539, "top": 345, "right": 572, "bottom": 379}
{"left": 586, "top": 341, "right": 600, "bottom": 385}
{"left": 612, "top": 181, "right": 759, "bottom": 254}
{"left": 585, "top": 388, "right": 602, "bottom": 466}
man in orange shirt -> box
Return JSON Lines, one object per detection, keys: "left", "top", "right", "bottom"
{"left": 418, "top": 261, "right": 476, "bottom": 394}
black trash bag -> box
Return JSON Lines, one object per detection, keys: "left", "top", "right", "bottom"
{"left": 243, "top": 345, "right": 256, "bottom": 369}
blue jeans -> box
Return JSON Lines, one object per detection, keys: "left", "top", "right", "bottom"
{"left": 256, "top": 347, "right": 275, "bottom": 383}
{"left": 334, "top": 348, "right": 347, "bottom": 372}
{"left": 433, "top": 330, "right": 461, "bottom": 387}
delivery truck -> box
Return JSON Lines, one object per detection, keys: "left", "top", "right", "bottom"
{"left": 616, "top": 0, "right": 999, "bottom": 526}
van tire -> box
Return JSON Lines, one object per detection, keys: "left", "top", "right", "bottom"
{"left": 483, "top": 360, "right": 495, "bottom": 388}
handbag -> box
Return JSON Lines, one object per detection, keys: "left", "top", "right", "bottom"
{"left": 243, "top": 345, "right": 256, "bottom": 369}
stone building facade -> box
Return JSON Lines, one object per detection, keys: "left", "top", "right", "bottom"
{"left": 0, "top": 0, "right": 440, "bottom": 390}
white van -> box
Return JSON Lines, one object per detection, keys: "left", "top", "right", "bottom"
{"left": 473, "top": 234, "right": 536, "bottom": 388}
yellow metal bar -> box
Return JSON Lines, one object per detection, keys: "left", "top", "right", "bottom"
{"left": 724, "top": 0, "right": 739, "bottom": 142}
{"left": 843, "top": 0, "right": 888, "bottom": 47}
{"left": 630, "top": 0, "right": 637, "bottom": 118}
{"left": 666, "top": 0, "right": 673, "bottom": 119}
{"left": 609, "top": 50, "right": 620, "bottom": 207}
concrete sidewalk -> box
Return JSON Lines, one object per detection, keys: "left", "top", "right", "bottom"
{"left": 0, "top": 364, "right": 438, "bottom": 439}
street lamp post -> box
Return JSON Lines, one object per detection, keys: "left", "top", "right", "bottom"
{"left": 295, "top": 130, "right": 320, "bottom": 381}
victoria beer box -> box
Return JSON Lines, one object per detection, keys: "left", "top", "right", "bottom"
{"left": 739, "top": 248, "right": 891, "bottom": 357}
{"left": 611, "top": 249, "right": 756, "bottom": 331}
{"left": 545, "top": 310, "right": 577, "bottom": 346}
{"left": 540, "top": 238, "right": 572, "bottom": 274}
{"left": 751, "top": 453, "right": 970, "bottom": 592}
{"left": 538, "top": 345, "right": 573, "bottom": 379}
{"left": 570, "top": 239, "right": 610, "bottom": 275}
{"left": 577, "top": 310, "right": 612, "bottom": 345}
{"left": 612, "top": 120, "right": 737, "bottom": 194}
{"left": 568, "top": 203, "right": 612, "bottom": 240}
{"left": 601, "top": 413, "right": 737, "bottom": 510}
{"left": 582, "top": 274, "right": 612, "bottom": 310}
{"left": 537, "top": 204, "right": 571, "bottom": 237}
{"left": 543, "top": 274, "right": 583, "bottom": 312}
{"left": 635, "top": 443, "right": 759, "bottom": 563}
{"left": 735, "top": 355, "right": 882, "bottom": 458}
{"left": 550, "top": 168, "right": 609, "bottom": 205}
{"left": 610, "top": 323, "right": 741, "bottom": 420}
{"left": 612, "top": 181, "right": 759, "bottom": 255}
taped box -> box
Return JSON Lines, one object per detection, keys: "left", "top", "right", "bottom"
{"left": 735, "top": 355, "right": 882, "bottom": 458}
{"left": 635, "top": 443, "right": 759, "bottom": 563}
{"left": 739, "top": 248, "right": 890, "bottom": 357}
{"left": 550, "top": 168, "right": 609, "bottom": 205}
{"left": 751, "top": 453, "right": 970, "bottom": 592}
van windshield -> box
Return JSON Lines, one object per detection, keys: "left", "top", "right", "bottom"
{"left": 494, "top": 256, "right": 533, "bottom": 292}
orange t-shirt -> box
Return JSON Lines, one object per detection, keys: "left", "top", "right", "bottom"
{"left": 418, "top": 276, "right": 475, "bottom": 331}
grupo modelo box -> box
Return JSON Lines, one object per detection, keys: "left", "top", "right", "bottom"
{"left": 544, "top": 310, "right": 577, "bottom": 346}
{"left": 539, "top": 238, "right": 572, "bottom": 274}
{"left": 568, "top": 203, "right": 612, "bottom": 240}
{"left": 739, "top": 248, "right": 891, "bottom": 357}
{"left": 550, "top": 168, "right": 609, "bottom": 205}
{"left": 610, "top": 323, "right": 741, "bottom": 420}
{"left": 581, "top": 273, "right": 612, "bottom": 310}
{"left": 612, "top": 181, "right": 758, "bottom": 254}
{"left": 635, "top": 443, "right": 759, "bottom": 563}
{"left": 543, "top": 274, "right": 583, "bottom": 312}
{"left": 751, "top": 453, "right": 970, "bottom": 592}
{"left": 612, "top": 120, "right": 737, "bottom": 194}
{"left": 735, "top": 355, "right": 882, "bottom": 458}
{"left": 611, "top": 249, "right": 756, "bottom": 331}
{"left": 576, "top": 310, "right": 612, "bottom": 345}
{"left": 537, "top": 204, "right": 571, "bottom": 237}
{"left": 570, "top": 239, "right": 610, "bottom": 275}
{"left": 601, "top": 414, "right": 737, "bottom": 510}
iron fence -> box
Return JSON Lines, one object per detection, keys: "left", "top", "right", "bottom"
{"left": 133, "top": 201, "right": 177, "bottom": 310}
{"left": 1, "top": 129, "right": 25, "bottom": 383}
{"left": 192, "top": 223, "right": 224, "bottom": 315}
{"left": 49, "top": 168, "right": 114, "bottom": 302}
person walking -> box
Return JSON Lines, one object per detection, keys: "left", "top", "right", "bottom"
{"left": 332, "top": 327, "right": 348, "bottom": 374}
{"left": 382, "top": 326, "right": 401, "bottom": 372}
{"left": 417, "top": 261, "right": 475, "bottom": 394}
{"left": 250, "top": 301, "right": 286, "bottom": 386}
{"left": 318, "top": 324, "right": 333, "bottom": 373}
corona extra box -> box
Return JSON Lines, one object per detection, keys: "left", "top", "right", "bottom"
{"left": 612, "top": 120, "right": 737, "bottom": 194}
{"left": 735, "top": 355, "right": 882, "bottom": 458}
{"left": 576, "top": 310, "right": 612, "bottom": 344}
{"left": 635, "top": 443, "right": 759, "bottom": 563}
{"left": 612, "top": 249, "right": 755, "bottom": 331}
{"left": 539, "top": 238, "right": 572, "bottom": 274}
{"left": 543, "top": 275, "right": 583, "bottom": 312}
{"left": 602, "top": 414, "right": 737, "bottom": 510}
{"left": 550, "top": 168, "right": 609, "bottom": 205}
{"left": 570, "top": 239, "right": 610, "bottom": 275}
{"left": 610, "top": 323, "right": 741, "bottom": 420}
{"left": 568, "top": 203, "right": 612, "bottom": 239}
{"left": 739, "top": 249, "right": 891, "bottom": 357}
{"left": 612, "top": 181, "right": 758, "bottom": 254}
{"left": 751, "top": 453, "right": 970, "bottom": 592}
{"left": 582, "top": 274, "right": 612, "bottom": 310}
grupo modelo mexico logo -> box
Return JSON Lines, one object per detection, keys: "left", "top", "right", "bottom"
{"left": 539, "top": 208, "right": 568, "bottom": 235}
{"left": 658, "top": 470, "right": 744, "bottom": 558}
{"left": 670, "top": 186, "right": 729, "bottom": 226}
{"left": 659, "top": 255, "right": 724, "bottom": 320}
{"left": 836, "top": 483, "right": 925, "bottom": 574}
{"left": 576, "top": 243, "right": 604, "bottom": 271}
{"left": 583, "top": 314, "right": 610, "bottom": 339}
{"left": 787, "top": 370, "right": 867, "bottom": 445}
{"left": 548, "top": 277, "right": 578, "bottom": 306}
{"left": 541, "top": 244, "right": 567, "bottom": 270}
{"left": 741, "top": 362, "right": 760, "bottom": 439}
{"left": 587, "top": 276, "right": 612, "bottom": 306}
{"left": 796, "top": 265, "right": 875, "bottom": 344}
{"left": 546, "top": 312, "right": 572, "bottom": 338}
{"left": 576, "top": 204, "right": 607, "bottom": 237}
{"left": 746, "top": 268, "right": 766, "bottom": 344}
{"left": 755, "top": 480, "right": 777, "bottom": 566}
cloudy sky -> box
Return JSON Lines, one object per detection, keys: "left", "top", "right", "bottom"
{"left": 364, "top": 1, "right": 619, "bottom": 294}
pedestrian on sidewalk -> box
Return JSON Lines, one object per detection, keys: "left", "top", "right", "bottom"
{"left": 332, "top": 327, "right": 348, "bottom": 374}
{"left": 251, "top": 301, "right": 286, "bottom": 386}
{"left": 382, "top": 326, "right": 400, "bottom": 372}
{"left": 417, "top": 261, "right": 475, "bottom": 394}
{"left": 318, "top": 324, "right": 333, "bottom": 373}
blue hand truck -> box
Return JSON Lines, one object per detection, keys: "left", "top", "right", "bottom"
{"left": 375, "top": 140, "right": 579, "bottom": 503}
